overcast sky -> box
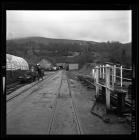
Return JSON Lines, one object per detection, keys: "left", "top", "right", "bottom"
{"left": 6, "top": 10, "right": 131, "bottom": 43}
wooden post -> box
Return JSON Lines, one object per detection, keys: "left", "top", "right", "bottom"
{"left": 120, "top": 66, "right": 123, "bottom": 87}
{"left": 3, "top": 76, "right": 5, "bottom": 93}
{"left": 100, "top": 65, "right": 102, "bottom": 78}
{"left": 102, "top": 65, "right": 105, "bottom": 79}
{"left": 105, "top": 64, "right": 111, "bottom": 111}
{"left": 113, "top": 65, "right": 116, "bottom": 83}
{"left": 92, "top": 69, "right": 95, "bottom": 79}
{"left": 112, "top": 65, "right": 114, "bottom": 89}
{"left": 95, "top": 66, "right": 99, "bottom": 97}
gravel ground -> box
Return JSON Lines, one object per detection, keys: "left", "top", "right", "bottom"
{"left": 68, "top": 72, "right": 131, "bottom": 135}
{"left": 7, "top": 71, "right": 62, "bottom": 134}
{"left": 6, "top": 70, "right": 131, "bottom": 135}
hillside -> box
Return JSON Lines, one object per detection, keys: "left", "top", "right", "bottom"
{"left": 6, "top": 37, "right": 132, "bottom": 67}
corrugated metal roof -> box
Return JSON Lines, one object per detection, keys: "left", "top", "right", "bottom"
{"left": 6, "top": 54, "right": 29, "bottom": 70}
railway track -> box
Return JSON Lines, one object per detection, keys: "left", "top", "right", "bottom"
{"left": 66, "top": 73, "right": 83, "bottom": 134}
{"left": 6, "top": 81, "right": 20, "bottom": 88}
{"left": 6, "top": 82, "right": 27, "bottom": 95}
{"left": 47, "top": 71, "right": 63, "bottom": 134}
{"left": 7, "top": 71, "right": 58, "bottom": 102}
{"left": 47, "top": 70, "right": 83, "bottom": 134}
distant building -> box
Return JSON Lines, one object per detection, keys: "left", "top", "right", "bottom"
{"left": 69, "top": 63, "right": 79, "bottom": 70}
{"left": 56, "top": 63, "right": 66, "bottom": 68}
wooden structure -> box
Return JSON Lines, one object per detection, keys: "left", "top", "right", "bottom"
{"left": 92, "top": 63, "right": 132, "bottom": 113}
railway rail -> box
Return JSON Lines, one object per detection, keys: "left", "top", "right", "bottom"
{"left": 47, "top": 70, "right": 83, "bottom": 134}
{"left": 6, "top": 81, "right": 20, "bottom": 88}
{"left": 7, "top": 71, "right": 58, "bottom": 102}
{"left": 6, "top": 82, "right": 27, "bottom": 95}
{"left": 66, "top": 73, "right": 83, "bottom": 134}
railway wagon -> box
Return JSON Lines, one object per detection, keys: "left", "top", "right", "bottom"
{"left": 6, "top": 54, "right": 29, "bottom": 84}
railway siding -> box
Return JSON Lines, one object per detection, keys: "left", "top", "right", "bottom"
{"left": 6, "top": 72, "right": 57, "bottom": 102}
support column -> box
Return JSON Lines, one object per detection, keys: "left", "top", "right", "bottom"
{"left": 100, "top": 65, "right": 102, "bottom": 78}
{"left": 112, "top": 66, "right": 114, "bottom": 89}
{"left": 95, "top": 66, "right": 99, "bottom": 98}
{"left": 113, "top": 65, "right": 116, "bottom": 83}
{"left": 102, "top": 65, "right": 105, "bottom": 79}
{"left": 105, "top": 64, "right": 111, "bottom": 111}
{"left": 92, "top": 69, "right": 95, "bottom": 79}
{"left": 120, "top": 66, "right": 123, "bottom": 87}
{"left": 3, "top": 77, "right": 5, "bottom": 93}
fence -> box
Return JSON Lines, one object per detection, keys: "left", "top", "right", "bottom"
{"left": 92, "top": 64, "right": 132, "bottom": 110}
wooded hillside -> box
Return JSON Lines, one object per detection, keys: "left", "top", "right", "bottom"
{"left": 6, "top": 37, "right": 131, "bottom": 67}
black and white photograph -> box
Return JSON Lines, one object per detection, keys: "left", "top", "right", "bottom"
{"left": 1, "top": 3, "right": 137, "bottom": 136}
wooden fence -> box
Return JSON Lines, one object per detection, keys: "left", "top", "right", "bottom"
{"left": 92, "top": 64, "right": 132, "bottom": 110}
